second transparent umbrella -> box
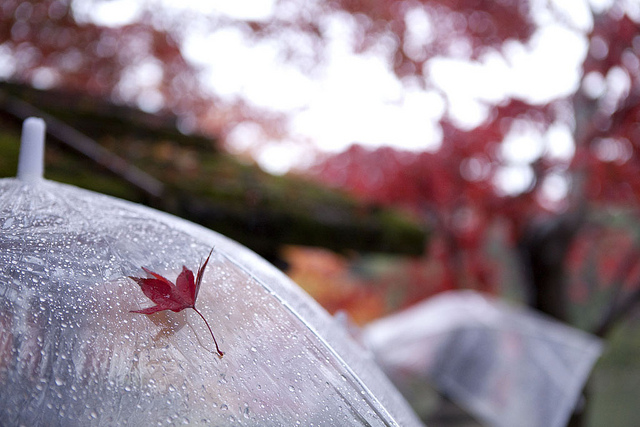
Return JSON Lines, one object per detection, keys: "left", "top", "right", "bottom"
{"left": 363, "top": 291, "right": 602, "bottom": 427}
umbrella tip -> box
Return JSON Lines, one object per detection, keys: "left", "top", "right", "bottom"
{"left": 17, "top": 117, "right": 46, "bottom": 183}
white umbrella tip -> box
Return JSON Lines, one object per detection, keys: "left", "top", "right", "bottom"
{"left": 17, "top": 117, "right": 46, "bottom": 182}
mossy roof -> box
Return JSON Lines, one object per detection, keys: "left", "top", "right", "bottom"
{"left": 0, "top": 81, "right": 427, "bottom": 260}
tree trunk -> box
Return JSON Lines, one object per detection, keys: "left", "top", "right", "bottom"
{"left": 517, "top": 211, "right": 583, "bottom": 321}
{"left": 517, "top": 208, "right": 587, "bottom": 425}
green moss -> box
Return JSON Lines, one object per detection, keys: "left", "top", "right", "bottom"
{"left": 0, "top": 80, "right": 428, "bottom": 256}
{"left": 0, "top": 132, "right": 20, "bottom": 178}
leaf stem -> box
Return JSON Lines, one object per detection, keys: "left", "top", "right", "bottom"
{"left": 192, "top": 307, "right": 224, "bottom": 358}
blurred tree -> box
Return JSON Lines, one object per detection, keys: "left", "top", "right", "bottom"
{"left": 303, "top": 2, "right": 640, "bottom": 425}
{"left": 305, "top": 1, "right": 640, "bottom": 334}
{"left": 0, "top": 0, "right": 283, "bottom": 138}
{"left": 0, "top": 0, "right": 200, "bottom": 111}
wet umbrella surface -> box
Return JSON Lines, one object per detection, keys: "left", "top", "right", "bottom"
{"left": 0, "top": 119, "right": 423, "bottom": 426}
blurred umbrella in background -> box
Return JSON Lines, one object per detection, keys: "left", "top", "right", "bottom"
{"left": 364, "top": 291, "right": 603, "bottom": 427}
{"left": 0, "top": 118, "right": 423, "bottom": 426}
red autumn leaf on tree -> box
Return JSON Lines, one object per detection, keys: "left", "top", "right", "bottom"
{"left": 129, "top": 248, "right": 224, "bottom": 358}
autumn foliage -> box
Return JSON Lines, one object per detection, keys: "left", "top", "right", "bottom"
{"left": 0, "top": 0, "right": 199, "bottom": 110}
{"left": 0, "top": 0, "right": 274, "bottom": 138}
{"left": 294, "top": 2, "right": 640, "bottom": 335}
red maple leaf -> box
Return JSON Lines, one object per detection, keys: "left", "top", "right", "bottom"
{"left": 129, "top": 248, "right": 224, "bottom": 358}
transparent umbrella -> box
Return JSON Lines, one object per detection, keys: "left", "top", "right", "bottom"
{"left": 0, "top": 118, "right": 423, "bottom": 426}
{"left": 363, "top": 290, "right": 603, "bottom": 427}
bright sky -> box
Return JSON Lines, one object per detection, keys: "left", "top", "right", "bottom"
{"left": 80, "top": 0, "right": 618, "bottom": 193}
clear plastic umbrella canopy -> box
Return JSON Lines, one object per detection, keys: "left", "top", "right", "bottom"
{"left": 363, "top": 291, "right": 603, "bottom": 427}
{"left": 0, "top": 118, "right": 423, "bottom": 426}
